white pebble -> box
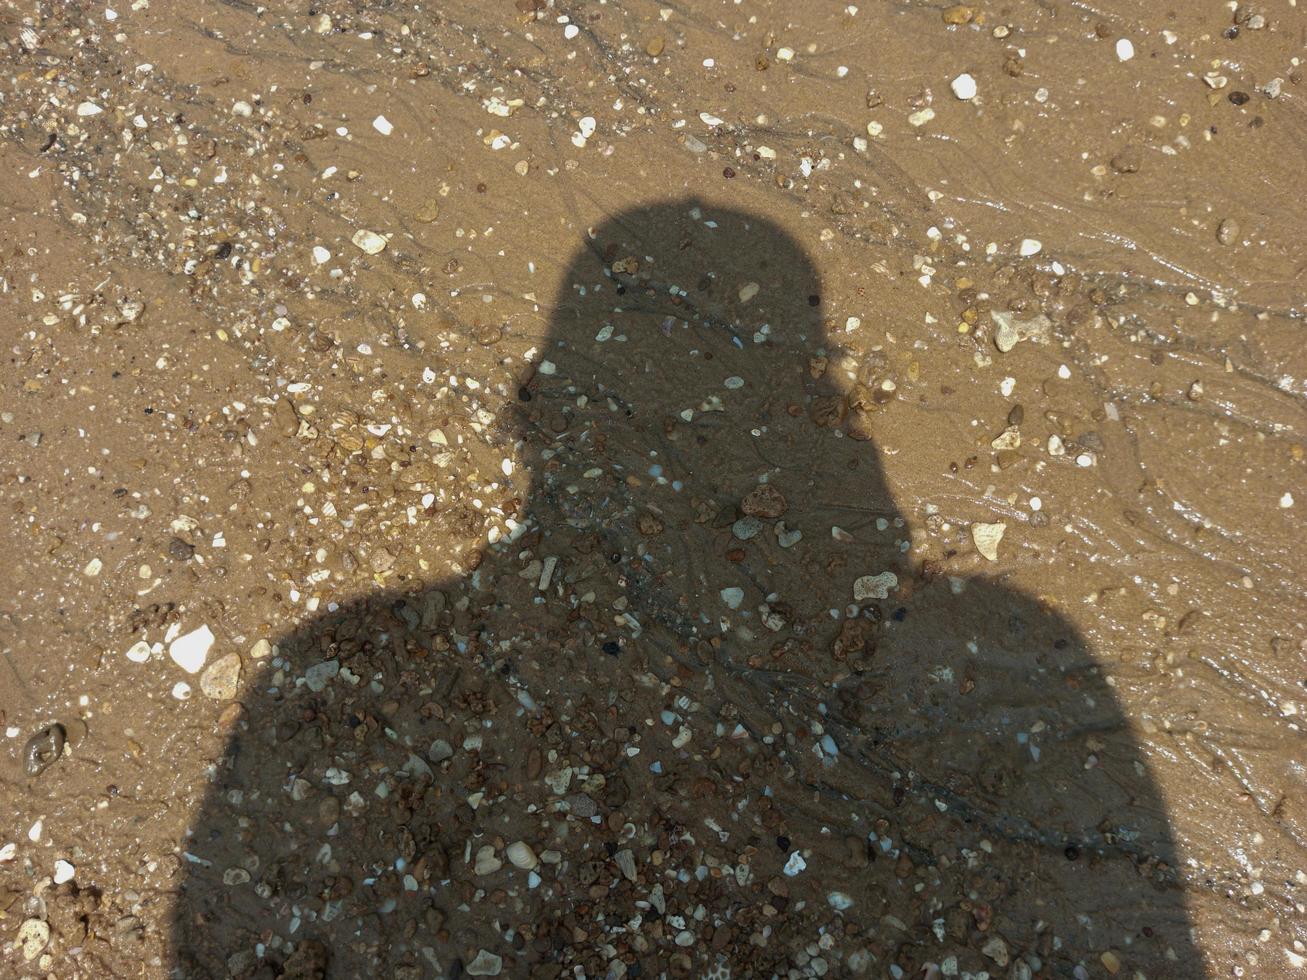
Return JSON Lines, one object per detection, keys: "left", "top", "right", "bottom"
{"left": 1116, "top": 38, "right": 1135, "bottom": 61}
{"left": 372, "top": 115, "right": 393, "bottom": 136}
{"left": 53, "top": 859, "right": 75, "bottom": 884}
{"left": 312, "top": 246, "right": 331, "bottom": 265}
{"left": 783, "top": 851, "right": 807, "bottom": 876}
{"left": 351, "top": 229, "right": 387, "bottom": 254}
{"left": 1018, "top": 238, "right": 1042, "bottom": 257}
{"left": 950, "top": 73, "right": 978, "bottom": 100}
{"left": 77, "top": 102, "right": 103, "bottom": 117}
{"left": 578, "top": 116, "right": 597, "bottom": 138}
{"left": 169, "top": 624, "right": 214, "bottom": 674}
{"left": 125, "top": 640, "right": 151, "bottom": 663}
{"left": 172, "top": 681, "right": 192, "bottom": 700}
{"left": 564, "top": 23, "right": 579, "bottom": 39}
{"left": 1280, "top": 492, "right": 1294, "bottom": 509}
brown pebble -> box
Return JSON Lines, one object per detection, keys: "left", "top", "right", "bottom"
{"left": 645, "top": 37, "right": 665, "bottom": 57}
{"left": 942, "top": 5, "right": 974, "bottom": 24}
{"left": 1217, "top": 218, "right": 1239, "bottom": 245}
{"left": 1110, "top": 145, "right": 1141, "bottom": 174}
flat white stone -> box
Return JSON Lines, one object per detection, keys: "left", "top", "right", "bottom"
{"left": 169, "top": 625, "right": 214, "bottom": 673}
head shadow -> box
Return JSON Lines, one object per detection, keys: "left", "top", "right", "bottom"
{"left": 171, "top": 200, "right": 1203, "bottom": 979}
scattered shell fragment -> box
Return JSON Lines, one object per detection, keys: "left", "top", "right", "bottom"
{"left": 972, "top": 522, "right": 1007, "bottom": 561}
{"left": 506, "top": 841, "right": 538, "bottom": 870}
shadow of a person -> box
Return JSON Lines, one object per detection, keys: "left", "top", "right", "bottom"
{"left": 172, "top": 201, "right": 1203, "bottom": 979}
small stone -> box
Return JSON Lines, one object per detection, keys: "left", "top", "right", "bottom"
{"left": 720, "top": 587, "right": 745, "bottom": 609}
{"left": 783, "top": 851, "right": 807, "bottom": 876}
{"left": 853, "top": 571, "right": 898, "bottom": 601}
{"left": 77, "top": 101, "right": 103, "bottom": 117}
{"left": 991, "top": 310, "right": 1052, "bottom": 351}
{"left": 169, "top": 625, "right": 214, "bottom": 674}
{"left": 991, "top": 426, "right": 1021, "bottom": 451}
{"left": 942, "top": 5, "right": 974, "bottom": 24}
{"left": 168, "top": 537, "right": 195, "bottom": 560}
{"left": 614, "top": 848, "right": 637, "bottom": 881}
{"left": 908, "top": 107, "right": 935, "bottom": 127}
{"left": 125, "top": 641, "right": 151, "bottom": 663}
{"left": 646, "top": 36, "right": 665, "bottom": 56}
{"left": 465, "top": 950, "right": 503, "bottom": 976}
{"left": 774, "top": 522, "right": 803, "bottom": 548}
{"left": 414, "top": 198, "right": 440, "bottom": 223}
{"left": 200, "top": 653, "right": 242, "bottom": 700}
{"left": 732, "top": 516, "right": 762, "bottom": 540}
{"left": 1217, "top": 218, "right": 1239, "bottom": 245}
{"left": 18, "top": 919, "right": 50, "bottom": 961}
{"left": 351, "top": 229, "right": 387, "bottom": 254}
{"left": 1018, "top": 238, "right": 1042, "bottom": 257}
{"left": 982, "top": 935, "right": 1010, "bottom": 966}
{"left": 1101, "top": 950, "right": 1122, "bottom": 975}
{"left": 304, "top": 659, "right": 339, "bottom": 692}
{"left": 972, "top": 522, "right": 1006, "bottom": 561}
{"left": 828, "top": 891, "right": 854, "bottom": 911}
{"left": 249, "top": 638, "right": 273, "bottom": 660}
{"left": 23, "top": 724, "right": 65, "bottom": 777}
{"left": 506, "top": 841, "right": 538, "bottom": 870}
{"left": 1110, "top": 145, "right": 1142, "bottom": 173}
{"left": 1115, "top": 38, "right": 1134, "bottom": 61}
{"left": 372, "top": 115, "right": 393, "bottom": 136}
{"left": 950, "top": 73, "right": 977, "bottom": 100}
{"left": 428, "top": 739, "right": 454, "bottom": 763}
{"left": 741, "top": 484, "right": 787, "bottom": 518}
{"left": 474, "top": 845, "right": 502, "bottom": 875}
{"left": 53, "top": 858, "right": 75, "bottom": 883}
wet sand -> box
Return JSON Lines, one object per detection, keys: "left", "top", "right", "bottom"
{"left": 2, "top": 1, "right": 1305, "bottom": 977}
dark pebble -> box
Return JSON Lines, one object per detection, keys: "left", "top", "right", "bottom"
{"left": 24, "top": 722, "right": 66, "bottom": 777}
